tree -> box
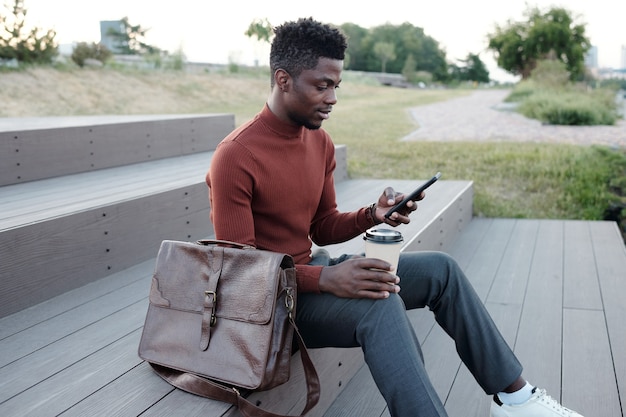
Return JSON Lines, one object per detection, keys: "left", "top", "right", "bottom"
{"left": 244, "top": 18, "right": 273, "bottom": 43}
{"left": 402, "top": 53, "right": 417, "bottom": 83}
{"left": 340, "top": 23, "right": 368, "bottom": 71}
{"left": 487, "top": 6, "right": 590, "bottom": 80}
{"left": 342, "top": 22, "right": 449, "bottom": 81}
{"left": 373, "top": 41, "right": 395, "bottom": 73}
{"left": 0, "top": 0, "right": 57, "bottom": 64}
{"left": 450, "top": 53, "right": 490, "bottom": 83}
{"left": 106, "top": 16, "right": 160, "bottom": 55}
{"left": 244, "top": 18, "right": 273, "bottom": 66}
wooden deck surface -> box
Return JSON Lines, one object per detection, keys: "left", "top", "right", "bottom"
{"left": 1, "top": 184, "right": 624, "bottom": 416}
{"left": 324, "top": 217, "right": 626, "bottom": 417}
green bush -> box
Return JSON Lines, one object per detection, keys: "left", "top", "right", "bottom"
{"left": 518, "top": 89, "right": 619, "bottom": 125}
{"left": 71, "top": 42, "right": 112, "bottom": 67}
{"left": 508, "top": 59, "right": 620, "bottom": 125}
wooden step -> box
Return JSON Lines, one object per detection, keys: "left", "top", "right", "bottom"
{"left": 0, "top": 114, "right": 234, "bottom": 186}
{"left": 0, "top": 177, "right": 473, "bottom": 417}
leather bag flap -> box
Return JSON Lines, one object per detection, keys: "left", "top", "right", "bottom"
{"left": 149, "top": 240, "right": 292, "bottom": 324}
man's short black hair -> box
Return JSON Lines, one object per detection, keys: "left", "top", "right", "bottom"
{"left": 270, "top": 17, "right": 347, "bottom": 84}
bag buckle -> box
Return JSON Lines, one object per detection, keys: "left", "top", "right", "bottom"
{"left": 285, "top": 287, "right": 295, "bottom": 319}
{"left": 204, "top": 291, "right": 217, "bottom": 326}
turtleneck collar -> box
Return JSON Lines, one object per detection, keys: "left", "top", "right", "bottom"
{"left": 260, "top": 103, "right": 305, "bottom": 139}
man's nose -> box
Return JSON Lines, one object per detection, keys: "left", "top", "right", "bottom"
{"left": 325, "top": 89, "right": 338, "bottom": 105}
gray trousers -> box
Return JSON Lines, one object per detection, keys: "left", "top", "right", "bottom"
{"left": 297, "top": 251, "right": 522, "bottom": 417}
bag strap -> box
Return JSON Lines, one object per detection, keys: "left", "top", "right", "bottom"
{"left": 148, "top": 318, "right": 320, "bottom": 417}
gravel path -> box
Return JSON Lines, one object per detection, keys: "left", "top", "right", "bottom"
{"left": 402, "top": 90, "right": 626, "bottom": 148}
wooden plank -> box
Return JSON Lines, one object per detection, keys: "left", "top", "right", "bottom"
{"left": 0, "top": 114, "right": 234, "bottom": 186}
{"left": 0, "top": 276, "right": 149, "bottom": 368}
{"left": 323, "top": 365, "right": 387, "bottom": 417}
{"left": 461, "top": 218, "right": 516, "bottom": 300}
{"left": 0, "top": 151, "right": 214, "bottom": 229}
{"left": 0, "top": 258, "right": 153, "bottom": 339}
{"left": 562, "top": 308, "right": 621, "bottom": 416}
{"left": 563, "top": 221, "right": 603, "bottom": 310}
{"left": 445, "top": 217, "right": 492, "bottom": 269}
{"left": 0, "top": 299, "right": 148, "bottom": 404}
{"left": 511, "top": 220, "right": 564, "bottom": 397}
{"left": 142, "top": 383, "right": 233, "bottom": 416}
{"left": 59, "top": 363, "right": 176, "bottom": 417}
{"left": 422, "top": 325, "right": 463, "bottom": 401}
{"left": 0, "top": 330, "right": 149, "bottom": 416}
{"left": 485, "top": 219, "right": 538, "bottom": 307}
{"left": 590, "top": 221, "right": 626, "bottom": 412}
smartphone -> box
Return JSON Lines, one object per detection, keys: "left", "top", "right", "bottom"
{"left": 384, "top": 172, "right": 442, "bottom": 220}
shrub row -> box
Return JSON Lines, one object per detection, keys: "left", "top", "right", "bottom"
{"left": 518, "top": 89, "right": 620, "bottom": 126}
{"left": 506, "top": 60, "right": 622, "bottom": 126}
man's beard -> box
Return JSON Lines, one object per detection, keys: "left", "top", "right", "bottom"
{"left": 288, "top": 111, "right": 322, "bottom": 130}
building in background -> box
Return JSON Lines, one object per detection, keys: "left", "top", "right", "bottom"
{"left": 621, "top": 45, "right": 626, "bottom": 70}
{"left": 585, "top": 45, "right": 598, "bottom": 69}
{"left": 100, "top": 21, "right": 125, "bottom": 54}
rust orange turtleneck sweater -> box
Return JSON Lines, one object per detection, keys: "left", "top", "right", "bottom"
{"left": 206, "top": 104, "right": 374, "bottom": 292}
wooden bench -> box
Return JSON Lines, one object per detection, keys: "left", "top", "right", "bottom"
{"left": 0, "top": 114, "right": 235, "bottom": 317}
{"left": 0, "top": 114, "right": 475, "bottom": 416}
{"left": 2, "top": 116, "right": 623, "bottom": 416}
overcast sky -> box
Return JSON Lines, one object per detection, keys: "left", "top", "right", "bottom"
{"left": 21, "top": 0, "right": 626, "bottom": 81}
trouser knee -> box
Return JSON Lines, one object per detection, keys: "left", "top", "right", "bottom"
{"left": 355, "top": 293, "right": 410, "bottom": 343}
{"left": 397, "top": 251, "right": 470, "bottom": 311}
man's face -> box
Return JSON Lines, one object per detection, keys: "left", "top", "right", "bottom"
{"left": 284, "top": 58, "right": 343, "bottom": 130}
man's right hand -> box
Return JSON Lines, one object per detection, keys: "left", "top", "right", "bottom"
{"left": 318, "top": 257, "right": 400, "bottom": 299}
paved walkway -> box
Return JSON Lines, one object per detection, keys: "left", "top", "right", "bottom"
{"left": 402, "top": 90, "right": 626, "bottom": 148}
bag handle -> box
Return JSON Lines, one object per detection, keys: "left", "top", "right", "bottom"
{"left": 197, "top": 239, "right": 255, "bottom": 250}
{"left": 148, "top": 318, "right": 320, "bottom": 417}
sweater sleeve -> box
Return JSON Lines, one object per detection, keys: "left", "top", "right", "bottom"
{"left": 295, "top": 264, "right": 324, "bottom": 293}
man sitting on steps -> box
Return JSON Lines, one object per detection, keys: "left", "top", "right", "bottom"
{"left": 206, "top": 17, "right": 584, "bottom": 417}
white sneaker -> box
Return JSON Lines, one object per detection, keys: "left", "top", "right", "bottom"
{"left": 490, "top": 387, "right": 584, "bottom": 417}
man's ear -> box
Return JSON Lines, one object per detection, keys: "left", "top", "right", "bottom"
{"left": 274, "top": 69, "right": 290, "bottom": 92}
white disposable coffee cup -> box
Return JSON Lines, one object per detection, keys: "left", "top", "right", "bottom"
{"left": 363, "top": 228, "right": 403, "bottom": 272}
